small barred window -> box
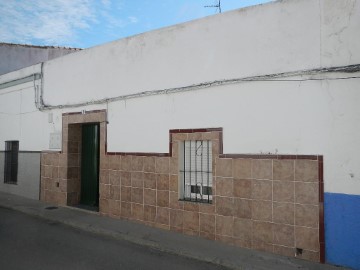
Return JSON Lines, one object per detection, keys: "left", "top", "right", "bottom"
{"left": 179, "top": 140, "right": 212, "bottom": 203}
{"left": 4, "top": 141, "right": 19, "bottom": 184}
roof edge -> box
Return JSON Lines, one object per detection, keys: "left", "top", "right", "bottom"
{"left": 0, "top": 42, "right": 82, "bottom": 51}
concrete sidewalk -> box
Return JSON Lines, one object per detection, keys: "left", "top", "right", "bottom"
{"left": 0, "top": 192, "right": 347, "bottom": 270}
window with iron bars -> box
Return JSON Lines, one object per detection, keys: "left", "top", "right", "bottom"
{"left": 4, "top": 141, "right": 19, "bottom": 184}
{"left": 179, "top": 140, "right": 212, "bottom": 203}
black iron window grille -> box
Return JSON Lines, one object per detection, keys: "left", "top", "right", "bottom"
{"left": 4, "top": 141, "right": 19, "bottom": 184}
{"left": 180, "top": 140, "right": 212, "bottom": 203}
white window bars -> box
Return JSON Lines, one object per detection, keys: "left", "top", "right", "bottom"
{"left": 180, "top": 140, "right": 212, "bottom": 203}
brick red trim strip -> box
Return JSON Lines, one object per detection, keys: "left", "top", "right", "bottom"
{"left": 63, "top": 109, "right": 105, "bottom": 116}
{"left": 219, "top": 154, "right": 320, "bottom": 160}
{"left": 107, "top": 152, "right": 170, "bottom": 157}
{"left": 41, "top": 150, "right": 61, "bottom": 154}
{"left": 169, "top": 127, "right": 223, "bottom": 133}
{"left": 107, "top": 128, "right": 223, "bottom": 157}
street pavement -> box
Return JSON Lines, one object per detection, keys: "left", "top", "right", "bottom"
{"left": 0, "top": 207, "right": 227, "bottom": 270}
{"left": 0, "top": 191, "right": 350, "bottom": 270}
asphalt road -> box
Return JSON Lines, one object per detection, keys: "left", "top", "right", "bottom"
{"left": 0, "top": 207, "right": 228, "bottom": 270}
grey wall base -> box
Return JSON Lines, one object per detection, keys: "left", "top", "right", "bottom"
{"left": 0, "top": 152, "right": 40, "bottom": 200}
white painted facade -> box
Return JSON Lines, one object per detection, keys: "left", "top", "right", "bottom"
{"left": 2, "top": 1, "right": 360, "bottom": 267}
{"left": 0, "top": 0, "right": 359, "bottom": 199}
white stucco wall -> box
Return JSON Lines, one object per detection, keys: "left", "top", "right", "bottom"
{"left": 104, "top": 77, "right": 360, "bottom": 196}
{"left": 42, "top": 0, "right": 322, "bottom": 106}
{"left": 0, "top": 0, "right": 359, "bottom": 196}
{"left": 0, "top": 152, "right": 41, "bottom": 200}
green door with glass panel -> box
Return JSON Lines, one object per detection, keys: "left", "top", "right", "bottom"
{"left": 80, "top": 124, "right": 100, "bottom": 206}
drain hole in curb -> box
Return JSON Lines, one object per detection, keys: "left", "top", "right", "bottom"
{"left": 45, "top": 206, "right": 58, "bottom": 210}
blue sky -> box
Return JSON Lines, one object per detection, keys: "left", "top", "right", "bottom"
{"left": 0, "top": 0, "right": 273, "bottom": 49}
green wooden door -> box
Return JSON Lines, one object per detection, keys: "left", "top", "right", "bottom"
{"left": 80, "top": 124, "right": 100, "bottom": 206}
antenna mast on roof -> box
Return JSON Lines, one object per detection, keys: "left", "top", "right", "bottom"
{"left": 204, "top": 0, "right": 221, "bottom": 13}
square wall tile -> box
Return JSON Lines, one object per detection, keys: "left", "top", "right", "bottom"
{"left": 252, "top": 200, "right": 272, "bottom": 222}
{"left": 131, "top": 172, "right": 144, "bottom": 188}
{"left": 121, "top": 186, "right": 131, "bottom": 202}
{"left": 169, "top": 192, "right": 183, "bottom": 209}
{"left": 109, "top": 170, "right": 120, "bottom": 186}
{"left": 200, "top": 213, "right": 215, "bottom": 234}
{"left": 170, "top": 158, "right": 179, "bottom": 175}
{"left": 297, "top": 250, "right": 320, "bottom": 262}
{"left": 144, "top": 188, "right": 156, "bottom": 206}
{"left": 131, "top": 188, "right": 143, "bottom": 204}
{"left": 252, "top": 221, "right": 273, "bottom": 243}
{"left": 120, "top": 172, "right": 131, "bottom": 186}
{"left": 216, "top": 215, "right": 233, "bottom": 237}
{"left": 131, "top": 156, "right": 144, "bottom": 172}
{"left": 295, "top": 160, "right": 318, "bottom": 182}
{"left": 273, "top": 160, "right": 294, "bottom": 181}
{"left": 183, "top": 211, "right": 199, "bottom": 232}
{"left": 99, "top": 170, "right": 110, "bottom": 184}
{"left": 157, "top": 174, "right": 169, "bottom": 190}
{"left": 215, "top": 177, "right": 233, "bottom": 197}
{"left": 157, "top": 190, "right": 169, "bottom": 207}
{"left": 144, "top": 205, "right": 156, "bottom": 222}
{"left": 295, "top": 182, "right": 318, "bottom": 205}
{"left": 99, "top": 199, "right": 109, "bottom": 215}
{"left": 132, "top": 203, "right": 144, "bottom": 221}
{"left": 233, "top": 179, "right": 252, "bottom": 199}
{"left": 121, "top": 156, "right": 131, "bottom": 171}
{"left": 144, "top": 157, "right": 155, "bottom": 173}
{"left": 170, "top": 209, "right": 184, "bottom": 228}
{"left": 109, "top": 199, "right": 120, "bottom": 217}
{"left": 155, "top": 157, "right": 170, "bottom": 174}
{"left": 234, "top": 198, "right": 252, "bottom": 219}
{"left": 110, "top": 185, "right": 120, "bottom": 200}
{"left": 273, "top": 224, "right": 294, "bottom": 247}
{"left": 273, "top": 202, "right": 294, "bottom": 225}
{"left": 216, "top": 158, "right": 233, "bottom": 178}
{"left": 273, "top": 181, "right": 294, "bottom": 203}
{"left": 109, "top": 155, "right": 120, "bottom": 170}
{"left": 215, "top": 196, "right": 234, "bottom": 216}
{"left": 295, "top": 227, "right": 319, "bottom": 251}
{"left": 144, "top": 173, "right": 156, "bottom": 189}
{"left": 295, "top": 204, "right": 319, "bottom": 228}
{"left": 156, "top": 207, "right": 170, "bottom": 225}
{"left": 233, "top": 218, "right": 252, "bottom": 240}
{"left": 199, "top": 203, "right": 215, "bottom": 214}
{"left": 184, "top": 202, "right": 199, "bottom": 212}
{"left": 252, "top": 160, "right": 272, "bottom": 180}
{"left": 251, "top": 180, "right": 272, "bottom": 200}
{"left": 273, "top": 245, "right": 295, "bottom": 257}
{"left": 252, "top": 240, "right": 274, "bottom": 253}
{"left": 233, "top": 159, "right": 252, "bottom": 179}
{"left": 169, "top": 175, "right": 178, "bottom": 192}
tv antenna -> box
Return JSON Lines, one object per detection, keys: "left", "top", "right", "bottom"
{"left": 204, "top": 0, "right": 221, "bottom": 13}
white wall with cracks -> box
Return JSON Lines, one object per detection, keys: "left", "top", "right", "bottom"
{"left": 0, "top": 0, "right": 360, "bottom": 195}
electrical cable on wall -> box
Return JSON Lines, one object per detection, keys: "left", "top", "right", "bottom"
{"left": 35, "top": 63, "right": 360, "bottom": 111}
{"left": 1, "top": 63, "right": 360, "bottom": 112}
